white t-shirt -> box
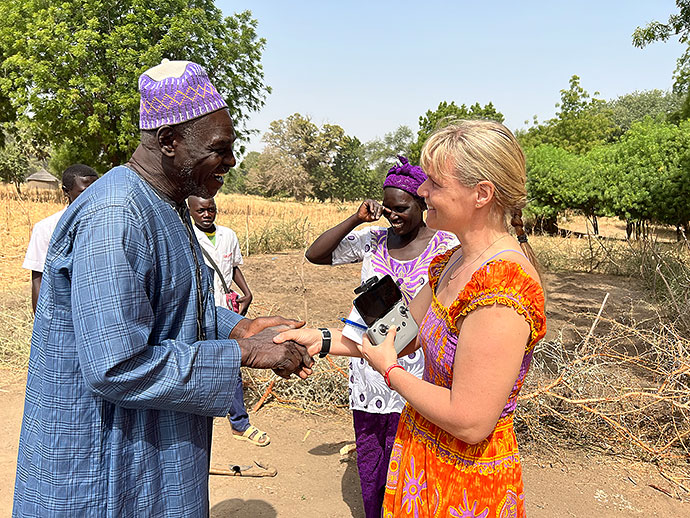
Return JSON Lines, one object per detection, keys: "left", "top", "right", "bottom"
{"left": 193, "top": 224, "right": 243, "bottom": 309}
{"left": 332, "top": 226, "right": 459, "bottom": 414}
{"left": 22, "top": 208, "right": 67, "bottom": 273}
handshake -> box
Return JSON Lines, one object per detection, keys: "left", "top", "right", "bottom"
{"left": 231, "top": 316, "right": 321, "bottom": 379}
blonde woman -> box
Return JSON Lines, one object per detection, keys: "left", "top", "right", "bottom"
{"left": 277, "top": 120, "right": 546, "bottom": 517}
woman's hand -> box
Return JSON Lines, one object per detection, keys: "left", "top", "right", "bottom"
{"left": 360, "top": 328, "right": 398, "bottom": 375}
{"left": 356, "top": 199, "right": 390, "bottom": 223}
{"left": 274, "top": 327, "right": 323, "bottom": 358}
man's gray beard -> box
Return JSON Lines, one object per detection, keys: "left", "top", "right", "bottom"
{"left": 179, "top": 159, "right": 212, "bottom": 199}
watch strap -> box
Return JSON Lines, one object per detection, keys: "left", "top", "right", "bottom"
{"left": 318, "top": 328, "right": 332, "bottom": 358}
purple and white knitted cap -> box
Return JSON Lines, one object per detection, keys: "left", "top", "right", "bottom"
{"left": 139, "top": 59, "right": 227, "bottom": 129}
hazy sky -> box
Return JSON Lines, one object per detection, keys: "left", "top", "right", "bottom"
{"left": 217, "top": 1, "right": 685, "bottom": 154}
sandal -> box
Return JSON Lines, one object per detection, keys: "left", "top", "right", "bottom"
{"left": 233, "top": 425, "right": 271, "bottom": 447}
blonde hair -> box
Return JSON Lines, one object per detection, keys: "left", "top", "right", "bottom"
{"left": 420, "top": 119, "right": 542, "bottom": 280}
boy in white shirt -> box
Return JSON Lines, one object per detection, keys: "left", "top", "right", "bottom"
{"left": 23, "top": 164, "right": 98, "bottom": 312}
{"left": 188, "top": 195, "right": 268, "bottom": 446}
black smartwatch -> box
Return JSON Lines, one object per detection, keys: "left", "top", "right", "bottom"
{"left": 318, "top": 328, "right": 331, "bottom": 358}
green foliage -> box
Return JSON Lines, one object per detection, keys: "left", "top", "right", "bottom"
{"left": 604, "top": 90, "right": 683, "bottom": 134}
{"left": 221, "top": 150, "right": 259, "bottom": 194}
{"left": 633, "top": 1, "right": 690, "bottom": 120}
{"left": 0, "top": 120, "right": 50, "bottom": 192}
{"left": 519, "top": 76, "right": 615, "bottom": 154}
{"left": 0, "top": 0, "right": 269, "bottom": 171}
{"left": 363, "top": 125, "right": 414, "bottom": 186}
{"left": 408, "top": 101, "right": 504, "bottom": 164}
{"left": 261, "top": 113, "right": 345, "bottom": 201}
{"left": 245, "top": 147, "right": 311, "bottom": 201}
{"left": 526, "top": 118, "right": 690, "bottom": 233}
{"left": 609, "top": 119, "right": 690, "bottom": 226}
{"left": 526, "top": 145, "right": 582, "bottom": 220}
{"left": 332, "top": 136, "right": 379, "bottom": 201}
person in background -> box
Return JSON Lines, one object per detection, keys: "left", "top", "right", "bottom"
{"left": 188, "top": 195, "right": 269, "bottom": 447}
{"left": 22, "top": 164, "right": 98, "bottom": 312}
{"left": 188, "top": 196, "right": 252, "bottom": 315}
{"left": 280, "top": 120, "right": 547, "bottom": 517}
{"left": 304, "top": 156, "right": 458, "bottom": 518}
{"left": 13, "top": 59, "right": 312, "bottom": 518}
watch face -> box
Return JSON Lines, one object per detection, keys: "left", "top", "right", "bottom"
{"left": 353, "top": 275, "right": 402, "bottom": 327}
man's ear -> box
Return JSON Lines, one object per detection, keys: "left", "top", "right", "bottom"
{"left": 475, "top": 180, "right": 495, "bottom": 209}
{"left": 157, "top": 126, "right": 176, "bottom": 157}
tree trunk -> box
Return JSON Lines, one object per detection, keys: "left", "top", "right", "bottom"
{"left": 537, "top": 215, "right": 558, "bottom": 236}
{"left": 626, "top": 220, "right": 633, "bottom": 240}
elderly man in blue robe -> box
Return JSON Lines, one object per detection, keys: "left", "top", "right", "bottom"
{"left": 13, "top": 60, "right": 313, "bottom": 517}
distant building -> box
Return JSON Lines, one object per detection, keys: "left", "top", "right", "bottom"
{"left": 25, "top": 169, "right": 59, "bottom": 191}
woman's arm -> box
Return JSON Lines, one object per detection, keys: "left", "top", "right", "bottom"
{"left": 274, "top": 327, "right": 363, "bottom": 358}
{"left": 276, "top": 283, "right": 432, "bottom": 359}
{"left": 304, "top": 200, "right": 388, "bottom": 264}
{"left": 363, "top": 304, "right": 530, "bottom": 444}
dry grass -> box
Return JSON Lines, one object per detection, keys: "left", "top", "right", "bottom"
{"left": 2, "top": 183, "right": 689, "bottom": 496}
{"left": 212, "top": 192, "right": 360, "bottom": 256}
{"left": 0, "top": 184, "right": 360, "bottom": 293}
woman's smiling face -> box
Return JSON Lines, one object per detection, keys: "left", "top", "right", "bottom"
{"left": 382, "top": 188, "right": 425, "bottom": 236}
{"left": 417, "top": 167, "right": 474, "bottom": 234}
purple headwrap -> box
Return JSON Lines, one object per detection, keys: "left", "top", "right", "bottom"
{"left": 139, "top": 59, "right": 227, "bottom": 129}
{"left": 383, "top": 155, "right": 427, "bottom": 198}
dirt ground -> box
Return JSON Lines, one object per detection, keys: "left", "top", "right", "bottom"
{"left": 0, "top": 251, "right": 686, "bottom": 516}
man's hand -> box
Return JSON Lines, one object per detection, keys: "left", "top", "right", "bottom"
{"left": 237, "top": 326, "right": 314, "bottom": 379}
{"left": 230, "top": 316, "right": 305, "bottom": 339}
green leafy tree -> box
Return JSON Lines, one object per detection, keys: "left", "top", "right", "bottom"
{"left": 332, "top": 136, "right": 378, "bottom": 201}
{"left": 364, "top": 125, "right": 414, "bottom": 186}
{"left": 525, "top": 145, "right": 580, "bottom": 233}
{"left": 633, "top": 1, "right": 690, "bottom": 119}
{"left": 519, "top": 76, "right": 615, "bottom": 154}
{"left": 0, "top": 0, "right": 270, "bottom": 171}
{"left": 608, "top": 119, "right": 690, "bottom": 233}
{"left": 408, "top": 101, "right": 504, "bottom": 164}
{"left": 0, "top": 120, "right": 50, "bottom": 192}
{"left": 245, "top": 148, "right": 311, "bottom": 200}
{"left": 604, "top": 90, "right": 683, "bottom": 135}
{"left": 262, "top": 113, "right": 345, "bottom": 201}
{"left": 219, "top": 150, "right": 259, "bottom": 194}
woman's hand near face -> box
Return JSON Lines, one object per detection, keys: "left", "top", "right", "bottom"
{"left": 356, "top": 199, "right": 390, "bottom": 222}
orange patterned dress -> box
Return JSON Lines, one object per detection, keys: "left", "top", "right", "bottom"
{"left": 382, "top": 248, "right": 546, "bottom": 518}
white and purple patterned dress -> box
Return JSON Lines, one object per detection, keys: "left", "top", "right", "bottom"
{"left": 332, "top": 226, "right": 459, "bottom": 414}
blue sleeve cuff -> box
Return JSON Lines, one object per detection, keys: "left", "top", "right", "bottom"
{"left": 216, "top": 306, "right": 245, "bottom": 339}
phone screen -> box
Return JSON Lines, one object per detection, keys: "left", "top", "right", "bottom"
{"left": 353, "top": 275, "right": 402, "bottom": 326}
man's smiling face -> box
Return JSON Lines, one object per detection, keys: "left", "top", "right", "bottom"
{"left": 174, "top": 108, "right": 237, "bottom": 199}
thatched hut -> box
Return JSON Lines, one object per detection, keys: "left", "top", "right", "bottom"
{"left": 25, "top": 168, "right": 59, "bottom": 191}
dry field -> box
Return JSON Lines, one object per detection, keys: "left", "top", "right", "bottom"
{"left": 0, "top": 184, "right": 688, "bottom": 516}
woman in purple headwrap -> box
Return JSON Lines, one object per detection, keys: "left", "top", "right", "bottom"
{"left": 305, "top": 156, "right": 458, "bottom": 518}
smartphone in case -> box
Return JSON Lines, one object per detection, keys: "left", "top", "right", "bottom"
{"left": 352, "top": 275, "right": 418, "bottom": 353}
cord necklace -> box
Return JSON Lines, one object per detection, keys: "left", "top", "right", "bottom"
{"left": 447, "top": 234, "right": 510, "bottom": 281}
